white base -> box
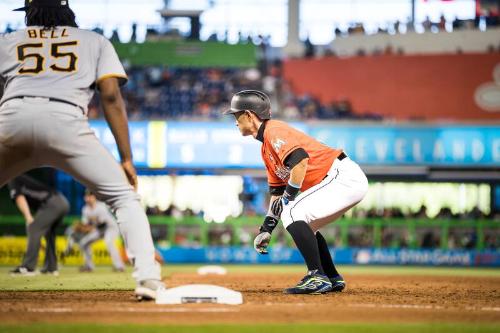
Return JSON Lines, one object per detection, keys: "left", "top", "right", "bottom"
{"left": 156, "top": 284, "right": 243, "bottom": 305}
{"left": 197, "top": 265, "right": 227, "bottom": 275}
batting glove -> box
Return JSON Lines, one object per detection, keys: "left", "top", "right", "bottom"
{"left": 270, "top": 196, "right": 285, "bottom": 217}
{"left": 270, "top": 182, "right": 301, "bottom": 217}
{"left": 254, "top": 231, "right": 272, "bottom": 254}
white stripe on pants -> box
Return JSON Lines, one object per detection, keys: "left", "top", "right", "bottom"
{"left": 281, "top": 157, "right": 368, "bottom": 231}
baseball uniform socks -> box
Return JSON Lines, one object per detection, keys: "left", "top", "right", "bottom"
{"left": 315, "top": 231, "right": 340, "bottom": 278}
{"left": 286, "top": 220, "right": 325, "bottom": 275}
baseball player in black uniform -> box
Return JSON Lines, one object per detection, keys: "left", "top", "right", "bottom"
{"left": 9, "top": 174, "right": 69, "bottom": 275}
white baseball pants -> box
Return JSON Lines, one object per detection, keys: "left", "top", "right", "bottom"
{"left": 281, "top": 156, "right": 368, "bottom": 231}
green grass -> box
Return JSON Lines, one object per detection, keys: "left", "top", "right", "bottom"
{"left": 1, "top": 264, "right": 499, "bottom": 291}
{"left": 0, "top": 323, "right": 498, "bottom": 333}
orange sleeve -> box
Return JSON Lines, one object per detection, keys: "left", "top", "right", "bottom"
{"left": 263, "top": 158, "right": 286, "bottom": 186}
{"left": 268, "top": 127, "right": 301, "bottom": 164}
{"left": 267, "top": 172, "right": 286, "bottom": 187}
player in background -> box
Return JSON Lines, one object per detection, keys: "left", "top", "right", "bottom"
{"left": 78, "top": 190, "right": 125, "bottom": 273}
{"left": 0, "top": 0, "right": 163, "bottom": 300}
{"left": 224, "top": 90, "right": 369, "bottom": 294}
{"left": 8, "top": 174, "right": 69, "bottom": 276}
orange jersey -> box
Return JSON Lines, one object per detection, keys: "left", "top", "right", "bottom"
{"left": 261, "top": 120, "right": 342, "bottom": 191}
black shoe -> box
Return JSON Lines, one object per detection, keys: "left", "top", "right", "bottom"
{"left": 284, "top": 270, "right": 333, "bottom": 295}
{"left": 329, "top": 275, "right": 346, "bottom": 292}
{"left": 79, "top": 266, "right": 93, "bottom": 273}
{"left": 40, "top": 269, "right": 60, "bottom": 276}
{"left": 10, "top": 266, "right": 37, "bottom": 276}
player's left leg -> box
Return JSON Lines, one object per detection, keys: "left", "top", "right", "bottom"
{"left": 315, "top": 231, "right": 345, "bottom": 292}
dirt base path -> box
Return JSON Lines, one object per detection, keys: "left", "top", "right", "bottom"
{"left": 1, "top": 273, "right": 499, "bottom": 324}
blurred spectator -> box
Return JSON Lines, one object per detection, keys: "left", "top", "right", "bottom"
{"left": 438, "top": 14, "right": 446, "bottom": 31}
{"left": 304, "top": 36, "right": 315, "bottom": 58}
{"left": 422, "top": 16, "right": 432, "bottom": 31}
{"left": 5, "top": 24, "right": 14, "bottom": 33}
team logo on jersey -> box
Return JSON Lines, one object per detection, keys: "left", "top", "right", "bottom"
{"left": 272, "top": 138, "right": 285, "bottom": 153}
{"left": 275, "top": 166, "right": 290, "bottom": 180}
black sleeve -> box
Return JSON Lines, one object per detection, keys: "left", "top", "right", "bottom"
{"left": 284, "top": 148, "right": 309, "bottom": 169}
{"left": 7, "top": 179, "right": 22, "bottom": 200}
{"left": 269, "top": 185, "right": 286, "bottom": 196}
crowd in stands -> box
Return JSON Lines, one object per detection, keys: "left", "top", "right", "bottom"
{"left": 87, "top": 64, "right": 383, "bottom": 121}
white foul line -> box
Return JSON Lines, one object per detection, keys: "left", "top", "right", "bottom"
{"left": 2, "top": 307, "right": 239, "bottom": 314}
{"left": 348, "top": 303, "right": 500, "bottom": 312}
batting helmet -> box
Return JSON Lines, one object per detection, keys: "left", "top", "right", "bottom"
{"left": 224, "top": 90, "right": 271, "bottom": 120}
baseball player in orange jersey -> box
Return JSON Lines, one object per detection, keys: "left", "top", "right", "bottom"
{"left": 0, "top": 0, "right": 164, "bottom": 300}
{"left": 224, "top": 90, "right": 368, "bottom": 294}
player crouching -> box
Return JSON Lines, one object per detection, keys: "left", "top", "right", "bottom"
{"left": 224, "top": 90, "right": 368, "bottom": 294}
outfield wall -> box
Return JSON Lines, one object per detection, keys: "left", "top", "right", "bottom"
{"left": 157, "top": 246, "right": 500, "bottom": 267}
{"left": 0, "top": 236, "right": 498, "bottom": 267}
{"left": 89, "top": 121, "right": 500, "bottom": 169}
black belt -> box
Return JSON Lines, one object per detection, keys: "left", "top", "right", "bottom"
{"left": 322, "top": 152, "right": 347, "bottom": 181}
{"left": 0, "top": 96, "right": 84, "bottom": 113}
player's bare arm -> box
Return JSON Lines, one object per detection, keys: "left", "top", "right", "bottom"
{"left": 288, "top": 157, "right": 309, "bottom": 188}
{"left": 14, "top": 195, "right": 34, "bottom": 225}
{"left": 98, "top": 77, "right": 138, "bottom": 190}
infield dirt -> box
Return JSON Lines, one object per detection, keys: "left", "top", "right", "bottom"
{"left": 1, "top": 273, "right": 499, "bottom": 324}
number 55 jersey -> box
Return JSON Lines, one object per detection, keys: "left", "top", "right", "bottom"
{"left": 0, "top": 26, "right": 127, "bottom": 112}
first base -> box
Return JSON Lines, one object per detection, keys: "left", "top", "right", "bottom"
{"left": 156, "top": 284, "right": 243, "bottom": 305}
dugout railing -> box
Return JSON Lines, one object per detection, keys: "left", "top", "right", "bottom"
{"left": 0, "top": 215, "right": 498, "bottom": 251}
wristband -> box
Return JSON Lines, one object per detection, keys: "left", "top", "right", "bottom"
{"left": 259, "top": 215, "right": 279, "bottom": 233}
{"left": 283, "top": 180, "right": 300, "bottom": 203}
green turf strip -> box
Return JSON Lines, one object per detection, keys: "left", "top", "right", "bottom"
{"left": 0, "top": 323, "right": 499, "bottom": 333}
{"left": 1, "top": 265, "right": 499, "bottom": 292}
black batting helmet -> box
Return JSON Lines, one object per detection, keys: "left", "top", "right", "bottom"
{"left": 224, "top": 90, "right": 271, "bottom": 120}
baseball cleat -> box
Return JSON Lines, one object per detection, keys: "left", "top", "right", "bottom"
{"left": 79, "top": 265, "right": 93, "bottom": 273}
{"left": 135, "top": 279, "right": 166, "bottom": 301}
{"left": 40, "top": 269, "right": 60, "bottom": 276}
{"left": 284, "top": 270, "right": 333, "bottom": 295}
{"left": 9, "top": 266, "right": 38, "bottom": 276}
{"left": 329, "top": 275, "right": 346, "bottom": 292}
